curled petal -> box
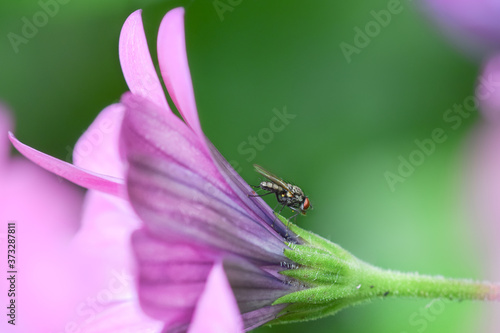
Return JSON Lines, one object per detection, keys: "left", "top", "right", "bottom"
{"left": 157, "top": 7, "right": 203, "bottom": 137}
{"left": 9, "top": 132, "right": 125, "bottom": 197}
{"left": 120, "top": 10, "right": 169, "bottom": 110}
{"left": 188, "top": 262, "right": 244, "bottom": 333}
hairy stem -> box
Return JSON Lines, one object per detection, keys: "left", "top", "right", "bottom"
{"left": 362, "top": 266, "right": 500, "bottom": 301}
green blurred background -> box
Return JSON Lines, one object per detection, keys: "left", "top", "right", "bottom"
{"left": 0, "top": 0, "right": 490, "bottom": 332}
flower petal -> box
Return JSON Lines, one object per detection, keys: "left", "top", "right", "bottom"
{"left": 76, "top": 301, "right": 163, "bottom": 333}
{"left": 57, "top": 190, "right": 161, "bottom": 333}
{"left": 73, "top": 103, "right": 125, "bottom": 178}
{"left": 62, "top": 190, "right": 139, "bottom": 303}
{"left": 9, "top": 132, "right": 125, "bottom": 197}
{"left": 208, "top": 143, "right": 299, "bottom": 243}
{"left": 119, "top": 10, "right": 169, "bottom": 110}
{"left": 120, "top": 92, "right": 223, "bottom": 185}
{"left": 155, "top": 7, "right": 297, "bottom": 242}
{"left": 420, "top": 0, "right": 500, "bottom": 57}
{"left": 0, "top": 140, "right": 84, "bottom": 331}
{"left": 188, "top": 262, "right": 244, "bottom": 333}
{"left": 157, "top": 7, "right": 203, "bottom": 136}
{"left": 223, "top": 258, "right": 301, "bottom": 314}
{"left": 132, "top": 229, "right": 214, "bottom": 329}
{"left": 241, "top": 304, "right": 288, "bottom": 331}
{"left": 132, "top": 229, "right": 296, "bottom": 331}
{"left": 477, "top": 54, "right": 500, "bottom": 123}
{"left": 121, "top": 94, "right": 289, "bottom": 262}
{"left": 465, "top": 124, "right": 500, "bottom": 332}
{"left": 71, "top": 190, "right": 140, "bottom": 275}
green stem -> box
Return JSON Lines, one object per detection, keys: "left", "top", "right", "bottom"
{"left": 361, "top": 265, "right": 500, "bottom": 302}
{"left": 272, "top": 221, "right": 500, "bottom": 325}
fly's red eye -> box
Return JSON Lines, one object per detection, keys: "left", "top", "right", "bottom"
{"left": 303, "top": 197, "right": 310, "bottom": 210}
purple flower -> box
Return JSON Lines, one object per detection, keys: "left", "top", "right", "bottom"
{"left": 117, "top": 7, "right": 303, "bottom": 330}
{"left": 9, "top": 7, "right": 303, "bottom": 332}
{"left": 9, "top": 7, "right": 500, "bottom": 332}
{"left": 420, "top": 0, "right": 500, "bottom": 57}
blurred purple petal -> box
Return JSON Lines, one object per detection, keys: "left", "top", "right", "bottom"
{"left": 73, "top": 103, "right": 126, "bottom": 178}
{"left": 476, "top": 54, "right": 500, "bottom": 122}
{"left": 77, "top": 300, "right": 163, "bottom": 333}
{"left": 72, "top": 191, "right": 139, "bottom": 276}
{"left": 0, "top": 106, "right": 84, "bottom": 332}
{"left": 157, "top": 8, "right": 203, "bottom": 137}
{"left": 68, "top": 190, "right": 163, "bottom": 333}
{"left": 465, "top": 124, "right": 500, "bottom": 333}
{"left": 3, "top": 100, "right": 162, "bottom": 330}
{"left": 9, "top": 132, "right": 125, "bottom": 197}
{"left": 421, "top": 0, "right": 500, "bottom": 57}
{"left": 466, "top": 126, "right": 500, "bottom": 275}
{"left": 188, "top": 263, "right": 244, "bottom": 333}
{"left": 119, "top": 9, "right": 169, "bottom": 110}
{"left": 0, "top": 162, "right": 82, "bottom": 332}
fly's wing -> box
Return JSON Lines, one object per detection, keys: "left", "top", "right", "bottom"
{"left": 253, "top": 164, "right": 292, "bottom": 193}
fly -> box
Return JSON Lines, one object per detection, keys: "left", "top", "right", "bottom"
{"left": 249, "top": 164, "right": 311, "bottom": 226}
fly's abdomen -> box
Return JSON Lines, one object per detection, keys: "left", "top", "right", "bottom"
{"left": 260, "top": 181, "right": 284, "bottom": 193}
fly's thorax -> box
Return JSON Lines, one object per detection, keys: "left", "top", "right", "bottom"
{"left": 289, "top": 185, "right": 305, "bottom": 197}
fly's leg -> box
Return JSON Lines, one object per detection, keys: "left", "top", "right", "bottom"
{"left": 272, "top": 203, "right": 286, "bottom": 229}
{"left": 248, "top": 190, "right": 280, "bottom": 229}
{"left": 248, "top": 191, "right": 273, "bottom": 198}
{"left": 288, "top": 211, "right": 300, "bottom": 224}
{"left": 287, "top": 207, "right": 302, "bottom": 232}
